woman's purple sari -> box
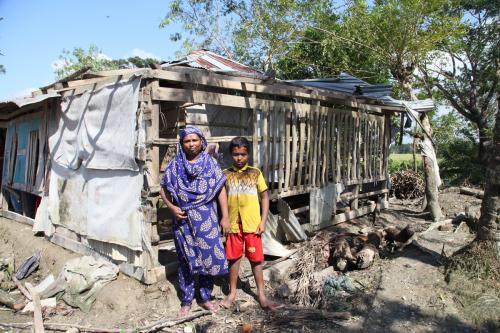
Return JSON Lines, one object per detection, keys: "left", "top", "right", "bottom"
{"left": 161, "top": 127, "right": 228, "bottom": 277}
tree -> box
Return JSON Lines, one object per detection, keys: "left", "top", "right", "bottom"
{"left": 329, "top": 0, "right": 462, "bottom": 221}
{"left": 54, "top": 45, "right": 158, "bottom": 79}
{"left": 55, "top": 45, "right": 119, "bottom": 79}
{"left": 160, "top": 0, "right": 330, "bottom": 71}
{"left": 477, "top": 98, "right": 499, "bottom": 256}
{"left": 419, "top": 0, "right": 499, "bottom": 164}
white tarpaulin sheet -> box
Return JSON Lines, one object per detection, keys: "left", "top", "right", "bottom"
{"left": 49, "top": 76, "right": 141, "bottom": 171}
{"left": 47, "top": 163, "right": 144, "bottom": 251}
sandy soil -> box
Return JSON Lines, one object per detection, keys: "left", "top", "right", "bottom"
{"left": 0, "top": 188, "right": 491, "bottom": 332}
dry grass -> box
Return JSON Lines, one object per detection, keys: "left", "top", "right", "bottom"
{"left": 284, "top": 233, "right": 330, "bottom": 308}
{"left": 445, "top": 240, "right": 500, "bottom": 331}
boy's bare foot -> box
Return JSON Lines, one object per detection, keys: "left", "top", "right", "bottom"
{"left": 219, "top": 294, "right": 236, "bottom": 309}
{"left": 258, "top": 294, "right": 284, "bottom": 311}
{"left": 199, "top": 301, "right": 220, "bottom": 313}
{"left": 177, "top": 305, "right": 191, "bottom": 317}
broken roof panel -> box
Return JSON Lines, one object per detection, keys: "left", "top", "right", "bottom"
{"left": 163, "top": 50, "right": 264, "bottom": 76}
{"left": 0, "top": 92, "right": 60, "bottom": 114}
{"left": 287, "top": 73, "right": 393, "bottom": 99}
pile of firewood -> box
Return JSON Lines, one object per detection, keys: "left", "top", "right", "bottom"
{"left": 390, "top": 170, "right": 425, "bottom": 199}
{"left": 276, "top": 226, "right": 415, "bottom": 308}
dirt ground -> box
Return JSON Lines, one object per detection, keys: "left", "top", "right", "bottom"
{"left": 0, "top": 188, "right": 496, "bottom": 333}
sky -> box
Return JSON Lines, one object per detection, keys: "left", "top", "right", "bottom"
{"left": 0, "top": 0, "right": 183, "bottom": 100}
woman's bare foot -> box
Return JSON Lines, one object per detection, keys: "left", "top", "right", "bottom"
{"left": 177, "top": 305, "right": 191, "bottom": 317}
{"left": 219, "top": 293, "right": 236, "bottom": 309}
{"left": 199, "top": 301, "right": 220, "bottom": 313}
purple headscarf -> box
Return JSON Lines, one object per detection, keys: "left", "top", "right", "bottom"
{"left": 162, "top": 126, "right": 226, "bottom": 210}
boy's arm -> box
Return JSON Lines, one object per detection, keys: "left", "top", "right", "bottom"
{"left": 256, "top": 190, "right": 269, "bottom": 235}
{"left": 218, "top": 187, "right": 230, "bottom": 236}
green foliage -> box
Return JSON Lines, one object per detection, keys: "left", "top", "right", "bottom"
{"left": 55, "top": 45, "right": 159, "bottom": 79}
{"left": 55, "top": 45, "right": 119, "bottom": 79}
{"left": 438, "top": 137, "right": 483, "bottom": 185}
{"left": 432, "top": 111, "right": 483, "bottom": 184}
{"left": 419, "top": 0, "right": 499, "bottom": 153}
{"left": 389, "top": 154, "right": 423, "bottom": 174}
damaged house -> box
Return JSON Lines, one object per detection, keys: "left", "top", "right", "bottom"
{"left": 0, "top": 50, "right": 431, "bottom": 283}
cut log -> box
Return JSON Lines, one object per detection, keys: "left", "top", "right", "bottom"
{"left": 384, "top": 225, "right": 414, "bottom": 243}
{"left": 331, "top": 237, "right": 356, "bottom": 270}
{"left": 356, "top": 243, "right": 377, "bottom": 269}
{"left": 459, "top": 187, "right": 484, "bottom": 198}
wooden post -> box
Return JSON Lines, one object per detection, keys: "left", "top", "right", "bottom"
{"left": 290, "top": 107, "right": 298, "bottom": 190}
{"left": 252, "top": 105, "right": 259, "bottom": 167}
{"left": 263, "top": 107, "right": 269, "bottom": 183}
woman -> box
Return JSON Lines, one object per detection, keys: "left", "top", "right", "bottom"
{"left": 160, "top": 126, "right": 230, "bottom": 316}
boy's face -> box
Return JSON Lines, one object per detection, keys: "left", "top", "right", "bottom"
{"left": 231, "top": 146, "right": 249, "bottom": 169}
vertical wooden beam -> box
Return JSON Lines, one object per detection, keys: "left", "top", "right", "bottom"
{"left": 378, "top": 117, "right": 384, "bottom": 177}
{"left": 305, "top": 109, "right": 312, "bottom": 187}
{"left": 346, "top": 114, "right": 352, "bottom": 182}
{"left": 278, "top": 109, "right": 285, "bottom": 194}
{"left": 290, "top": 107, "right": 298, "bottom": 190}
{"left": 311, "top": 109, "right": 318, "bottom": 187}
{"left": 342, "top": 112, "right": 349, "bottom": 181}
{"left": 262, "top": 107, "right": 269, "bottom": 183}
{"left": 351, "top": 184, "right": 360, "bottom": 210}
{"left": 336, "top": 111, "right": 342, "bottom": 183}
{"left": 352, "top": 115, "right": 358, "bottom": 182}
{"left": 252, "top": 105, "right": 259, "bottom": 167}
{"left": 330, "top": 111, "right": 336, "bottom": 183}
{"left": 298, "top": 113, "right": 305, "bottom": 191}
{"left": 284, "top": 109, "right": 291, "bottom": 192}
{"left": 324, "top": 110, "right": 332, "bottom": 184}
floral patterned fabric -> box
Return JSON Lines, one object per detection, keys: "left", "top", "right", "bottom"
{"left": 161, "top": 126, "right": 228, "bottom": 277}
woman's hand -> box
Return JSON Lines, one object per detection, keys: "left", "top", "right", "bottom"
{"left": 220, "top": 216, "right": 230, "bottom": 237}
{"left": 170, "top": 206, "right": 187, "bottom": 220}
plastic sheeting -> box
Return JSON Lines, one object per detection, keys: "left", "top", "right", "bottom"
{"left": 39, "top": 256, "right": 119, "bottom": 312}
{"left": 43, "top": 76, "right": 147, "bottom": 252}
{"left": 49, "top": 75, "right": 142, "bottom": 171}
{"left": 47, "top": 163, "right": 144, "bottom": 251}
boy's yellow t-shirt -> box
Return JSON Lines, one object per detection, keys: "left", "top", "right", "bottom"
{"left": 223, "top": 164, "right": 268, "bottom": 233}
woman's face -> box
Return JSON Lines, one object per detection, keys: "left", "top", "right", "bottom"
{"left": 182, "top": 133, "right": 203, "bottom": 159}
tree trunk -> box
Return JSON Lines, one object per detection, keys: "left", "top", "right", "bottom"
{"left": 399, "top": 77, "right": 442, "bottom": 221}
{"left": 420, "top": 113, "right": 443, "bottom": 221}
{"left": 477, "top": 98, "right": 500, "bottom": 258}
{"left": 477, "top": 122, "right": 490, "bottom": 165}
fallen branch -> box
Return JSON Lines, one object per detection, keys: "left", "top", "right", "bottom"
{"left": 25, "top": 283, "right": 44, "bottom": 333}
{"left": 459, "top": 187, "right": 484, "bottom": 199}
{"left": 243, "top": 249, "right": 298, "bottom": 279}
{"left": 12, "top": 276, "right": 32, "bottom": 301}
{"left": 0, "top": 310, "right": 211, "bottom": 333}
{"left": 136, "top": 310, "right": 210, "bottom": 332}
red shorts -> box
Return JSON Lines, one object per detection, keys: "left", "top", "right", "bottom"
{"left": 225, "top": 223, "right": 264, "bottom": 263}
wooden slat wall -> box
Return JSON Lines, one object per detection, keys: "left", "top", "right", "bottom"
{"left": 245, "top": 106, "right": 387, "bottom": 199}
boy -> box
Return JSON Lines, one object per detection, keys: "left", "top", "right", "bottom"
{"left": 221, "top": 137, "right": 281, "bottom": 311}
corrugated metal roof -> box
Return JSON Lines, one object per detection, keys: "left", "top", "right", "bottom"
{"left": 287, "top": 73, "right": 393, "bottom": 99}
{"left": 0, "top": 92, "right": 60, "bottom": 113}
{"left": 163, "top": 50, "right": 264, "bottom": 76}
